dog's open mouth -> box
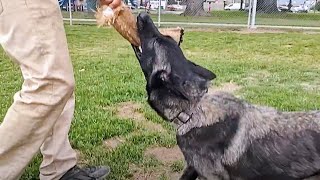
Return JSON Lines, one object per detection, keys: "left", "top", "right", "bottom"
{"left": 136, "top": 12, "right": 159, "bottom": 35}
{"left": 137, "top": 12, "right": 148, "bottom": 32}
{"left": 132, "top": 12, "right": 184, "bottom": 61}
{"left": 134, "top": 12, "right": 159, "bottom": 57}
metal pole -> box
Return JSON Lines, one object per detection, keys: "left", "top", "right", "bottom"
{"left": 247, "top": 0, "right": 252, "bottom": 28}
{"left": 250, "top": 0, "right": 257, "bottom": 29}
{"left": 158, "top": 0, "right": 161, "bottom": 27}
{"left": 68, "top": 0, "right": 73, "bottom": 25}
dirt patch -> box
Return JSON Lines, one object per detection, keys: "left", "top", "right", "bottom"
{"left": 74, "top": 149, "right": 89, "bottom": 165}
{"left": 116, "top": 102, "right": 145, "bottom": 121}
{"left": 129, "top": 163, "right": 183, "bottom": 180}
{"left": 185, "top": 50, "right": 206, "bottom": 57}
{"left": 115, "top": 101, "right": 166, "bottom": 132}
{"left": 168, "top": 172, "right": 182, "bottom": 180}
{"left": 75, "top": 149, "right": 82, "bottom": 162}
{"left": 141, "top": 121, "right": 166, "bottom": 132}
{"left": 300, "top": 82, "right": 320, "bottom": 92}
{"left": 243, "top": 70, "right": 272, "bottom": 85}
{"left": 145, "top": 146, "right": 184, "bottom": 164}
{"left": 209, "top": 82, "right": 242, "bottom": 94}
{"left": 129, "top": 145, "right": 185, "bottom": 179}
{"left": 129, "top": 164, "right": 162, "bottom": 180}
{"left": 103, "top": 137, "right": 125, "bottom": 150}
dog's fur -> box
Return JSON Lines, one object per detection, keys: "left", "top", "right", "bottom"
{"left": 132, "top": 12, "right": 320, "bottom": 180}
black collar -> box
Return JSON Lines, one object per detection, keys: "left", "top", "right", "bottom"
{"left": 170, "top": 111, "right": 193, "bottom": 126}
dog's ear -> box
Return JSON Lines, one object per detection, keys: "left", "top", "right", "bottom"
{"left": 152, "top": 70, "right": 209, "bottom": 101}
{"left": 149, "top": 70, "right": 170, "bottom": 89}
{"left": 188, "top": 61, "right": 216, "bottom": 81}
{"left": 149, "top": 70, "right": 190, "bottom": 100}
{"left": 170, "top": 73, "right": 210, "bottom": 101}
{"left": 156, "top": 70, "right": 169, "bottom": 83}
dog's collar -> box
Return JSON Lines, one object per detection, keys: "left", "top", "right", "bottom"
{"left": 170, "top": 111, "right": 193, "bottom": 126}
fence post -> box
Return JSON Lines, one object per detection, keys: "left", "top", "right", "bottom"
{"left": 250, "top": 0, "right": 257, "bottom": 29}
{"left": 68, "top": 0, "right": 73, "bottom": 25}
{"left": 247, "top": 0, "right": 252, "bottom": 28}
{"left": 158, "top": 0, "right": 161, "bottom": 27}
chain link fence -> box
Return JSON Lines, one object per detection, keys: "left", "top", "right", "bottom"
{"left": 250, "top": 0, "right": 320, "bottom": 29}
{"left": 60, "top": 0, "right": 320, "bottom": 30}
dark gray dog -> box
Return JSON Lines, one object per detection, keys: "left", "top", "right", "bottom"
{"left": 132, "top": 12, "right": 320, "bottom": 180}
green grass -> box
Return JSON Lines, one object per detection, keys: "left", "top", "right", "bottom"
{"left": 62, "top": 10, "right": 320, "bottom": 27}
{"left": 1, "top": 25, "right": 320, "bottom": 179}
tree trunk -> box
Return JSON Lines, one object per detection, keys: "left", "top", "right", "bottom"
{"left": 240, "top": 0, "right": 244, "bottom": 10}
{"left": 168, "top": 0, "right": 176, "bottom": 5}
{"left": 183, "top": 0, "right": 210, "bottom": 16}
{"left": 257, "top": 0, "right": 279, "bottom": 13}
{"left": 288, "top": 0, "right": 292, "bottom": 11}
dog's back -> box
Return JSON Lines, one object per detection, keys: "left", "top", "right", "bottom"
{"left": 177, "top": 91, "right": 320, "bottom": 179}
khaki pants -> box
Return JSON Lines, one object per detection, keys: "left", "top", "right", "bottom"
{"left": 0, "top": 0, "right": 77, "bottom": 179}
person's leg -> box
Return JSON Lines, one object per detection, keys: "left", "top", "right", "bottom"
{"left": 0, "top": 0, "right": 75, "bottom": 179}
{"left": 39, "top": 94, "right": 78, "bottom": 180}
{"left": 0, "top": 0, "right": 109, "bottom": 179}
{"left": 39, "top": 93, "right": 110, "bottom": 180}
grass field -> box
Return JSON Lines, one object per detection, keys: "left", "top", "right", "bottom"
{"left": 0, "top": 25, "right": 320, "bottom": 179}
{"left": 62, "top": 10, "right": 320, "bottom": 27}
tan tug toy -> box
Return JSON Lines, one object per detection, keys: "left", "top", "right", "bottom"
{"left": 95, "top": 0, "right": 184, "bottom": 46}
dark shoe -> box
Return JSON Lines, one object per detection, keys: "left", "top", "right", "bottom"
{"left": 60, "top": 165, "right": 110, "bottom": 180}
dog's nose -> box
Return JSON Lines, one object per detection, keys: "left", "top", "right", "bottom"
{"left": 138, "top": 12, "right": 149, "bottom": 22}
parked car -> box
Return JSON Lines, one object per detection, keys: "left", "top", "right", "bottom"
{"left": 278, "top": 1, "right": 315, "bottom": 13}
{"left": 224, "top": 3, "right": 245, "bottom": 10}
{"left": 278, "top": 4, "right": 289, "bottom": 11}
{"left": 291, "top": 5, "right": 308, "bottom": 12}
{"left": 167, "top": 4, "right": 186, "bottom": 11}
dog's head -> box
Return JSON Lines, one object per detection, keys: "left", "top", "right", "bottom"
{"left": 133, "top": 12, "right": 216, "bottom": 121}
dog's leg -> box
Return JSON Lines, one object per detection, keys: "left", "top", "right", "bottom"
{"left": 180, "top": 166, "right": 198, "bottom": 180}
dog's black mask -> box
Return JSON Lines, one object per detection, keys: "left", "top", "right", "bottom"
{"left": 132, "top": 12, "right": 216, "bottom": 120}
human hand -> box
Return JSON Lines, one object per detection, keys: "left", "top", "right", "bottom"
{"left": 103, "top": 6, "right": 114, "bottom": 17}
{"left": 100, "top": 0, "right": 121, "bottom": 9}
